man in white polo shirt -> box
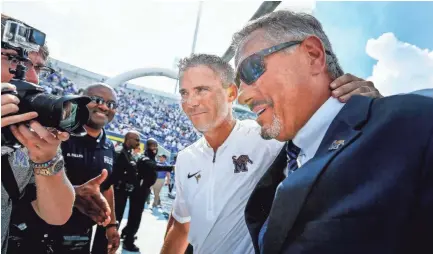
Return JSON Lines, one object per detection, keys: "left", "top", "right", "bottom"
{"left": 161, "top": 54, "right": 382, "bottom": 254}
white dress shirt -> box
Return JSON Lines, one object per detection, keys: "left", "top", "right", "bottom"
{"left": 292, "top": 97, "right": 345, "bottom": 168}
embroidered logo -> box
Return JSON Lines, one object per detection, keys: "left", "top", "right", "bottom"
{"left": 66, "top": 153, "right": 84, "bottom": 158}
{"left": 188, "top": 171, "right": 201, "bottom": 183}
{"left": 329, "top": 140, "right": 345, "bottom": 151}
{"left": 104, "top": 156, "right": 113, "bottom": 166}
{"left": 232, "top": 155, "right": 253, "bottom": 173}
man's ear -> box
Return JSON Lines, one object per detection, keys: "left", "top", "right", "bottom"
{"left": 226, "top": 84, "right": 238, "bottom": 103}
{"left": 301, "top": 35, "right": 327, "bottom": 76}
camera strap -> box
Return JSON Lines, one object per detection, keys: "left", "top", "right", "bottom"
{"left": 1, "top": 154, "right": 21, "bottom": 203}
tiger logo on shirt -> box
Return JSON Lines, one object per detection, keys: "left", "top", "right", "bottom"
{"left": 232, "top": 155, "right": 253, "bottom": 173}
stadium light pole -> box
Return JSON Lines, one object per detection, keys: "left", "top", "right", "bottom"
{"left": 191, "top": 1, "right": 203, "bottom": 54}
{"left": 175, "top": 1, "right": 203, "bottom": 94}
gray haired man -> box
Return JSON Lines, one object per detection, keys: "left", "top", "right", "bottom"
{"left": 234, "top": 10, "right": 433, "bottom": 254}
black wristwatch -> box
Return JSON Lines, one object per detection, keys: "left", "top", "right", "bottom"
{"left": 106, "top": 221, "right": 119, "bottom": 229}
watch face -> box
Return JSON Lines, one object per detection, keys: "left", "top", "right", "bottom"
{"left": 53, "top": 159, "right": 65, "bottom": 174}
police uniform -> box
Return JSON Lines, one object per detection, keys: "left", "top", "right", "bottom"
{"left": 110, "top": 144, "right": 139, "bottom": 222}
{"left": 121, "top": 140, "right": 174, "bottom": 251}
{"left": 92, "top": 144, "right": 139, "bottom": 253}
{"left": 59, "top": 129, "right": 115, "bottom": 254}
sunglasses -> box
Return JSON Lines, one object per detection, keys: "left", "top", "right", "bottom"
{"left": 235, "top": 40, "right": 332, "bottom": 86}
{"left": 1, "top": 52, "right": 55, "bottom": 76}
{"left": 89, "top": 96, "right": 118, "bottom": 109}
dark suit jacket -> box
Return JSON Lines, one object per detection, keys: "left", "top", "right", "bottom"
{"left": 245, "top": 94, "right": 433, "bottom": 254}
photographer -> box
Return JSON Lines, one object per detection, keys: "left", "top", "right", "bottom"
{"left": 121, "top": 138, "right": 173, "bottom": 252}
{"left": 1, "top": 16, "right": 75, "bottom": 254}
{"left": 3, "top": 14, "right": 113, "bottom": 253}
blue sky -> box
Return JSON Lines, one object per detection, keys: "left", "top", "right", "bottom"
{"left": 314, "top": 1, "right": 433, "bottom": 87}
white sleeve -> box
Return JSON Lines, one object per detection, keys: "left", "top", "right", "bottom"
{"left": 171, "top": 159, "right": 191, "bottom": 224}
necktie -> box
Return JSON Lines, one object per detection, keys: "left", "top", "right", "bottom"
{"left": 258, "top": 140, "right": 301, "bottom": 252}
{"left": 286, "top": 140, "right": 301, "bottom": 174}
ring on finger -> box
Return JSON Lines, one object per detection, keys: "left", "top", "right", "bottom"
{"left": 46, "top": 127, "right": 59, "bottom": 139}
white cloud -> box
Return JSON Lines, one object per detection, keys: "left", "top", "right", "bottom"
{"left": 366, "top": 32, "right": 433, "bottom": 96}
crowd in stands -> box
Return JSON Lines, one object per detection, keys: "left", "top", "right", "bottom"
{"left": 39, "top": 62, "right": 80, "bottom": 95}
{"left": 39, "top": 68, "right": 256, "bottom": 153}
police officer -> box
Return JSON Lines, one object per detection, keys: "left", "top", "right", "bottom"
{"left": 42, "top": 83, "right": 120, "bottom": 254}
{"left": 121, "top": 138, "right": 173, "bottom": 252}
{"left": 93, "top": 130, "right": 141, "bottom": 253}
{"left": 58, "top": 83, "right": 121, "bottom": 254}
{"left": 113, "top": 131, "right": 141, "bottom": 221}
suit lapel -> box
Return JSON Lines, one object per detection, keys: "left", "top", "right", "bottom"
{"left": 262, "top": 95, "right": 374, "bottom": 253}
{"left": 245, "top": 143, "right": 288, "bottom": 252}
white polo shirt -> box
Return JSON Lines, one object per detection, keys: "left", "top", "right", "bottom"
{"left": 172, "top": 120, "right": 284, "bottom": 254}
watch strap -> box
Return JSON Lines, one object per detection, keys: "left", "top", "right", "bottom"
{"left": 31, "top": 153, "right": 64, "bottom": 176}
{"left": 106, "top": 221, "right": 119, "bottom": 229}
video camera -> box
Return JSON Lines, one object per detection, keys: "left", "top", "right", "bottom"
{"left": 1, "top": 17, "right": 91, "bottom": 147}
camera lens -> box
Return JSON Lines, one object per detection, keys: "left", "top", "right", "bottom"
{"left": 24, "top": 93, "right": 91, "bottom": 135}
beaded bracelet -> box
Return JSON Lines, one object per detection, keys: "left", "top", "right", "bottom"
{"left": 31, "top": 153, "right": 62, "bottom": 169}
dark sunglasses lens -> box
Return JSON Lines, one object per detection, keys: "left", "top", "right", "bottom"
{"left": 107, "top": 101, "right": 117, "bottom": 109}
{"left": 239, "top": 55, "right": 265, "bottom": 85}
{"left": 91, "top": 96, "right": 103, "bottom": 104}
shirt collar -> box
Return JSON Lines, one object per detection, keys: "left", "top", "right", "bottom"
{"left": 84, "top": 129, "right": 108, "bottom": 149}
{"left": 292, "top": 97, "right": 345, "bottom": 160}
{"left": 201, "top": 120, "right": 240, "bottom": 151}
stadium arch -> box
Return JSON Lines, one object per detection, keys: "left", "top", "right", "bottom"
{"left": 104, "top": 68, "right": 178, "bottom": 87}
{"left": 105, "top": 68, "right": 178, "bottom": 158}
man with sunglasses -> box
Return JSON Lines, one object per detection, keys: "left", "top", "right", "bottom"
{"left": 232, "top": 10, "right": 433, "bottom": 254}
{"left": 58, "top": 83, "right": 121, "bottom": 254}
{"left": 161, "top": 53, "right": 381, "bottom": 254}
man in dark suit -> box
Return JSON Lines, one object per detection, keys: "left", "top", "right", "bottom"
{"left": 232, "top": 10, "right": 433, "bottom": 254}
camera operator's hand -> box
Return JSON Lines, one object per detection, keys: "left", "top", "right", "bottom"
{"left": 74, "top": 169, "right": 111, "bottom": 226}
{"left": 10, "top": 121, "right": 69, "bottom": 163}
{"left": 1, "top": 83, "right": 38, "bottom": 127}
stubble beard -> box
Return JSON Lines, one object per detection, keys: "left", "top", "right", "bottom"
{"left": 260, "top": 114, "right": 282, "bottom": 140}
{"left": 196, "top": 96, "right": 229, "bottom": 133}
